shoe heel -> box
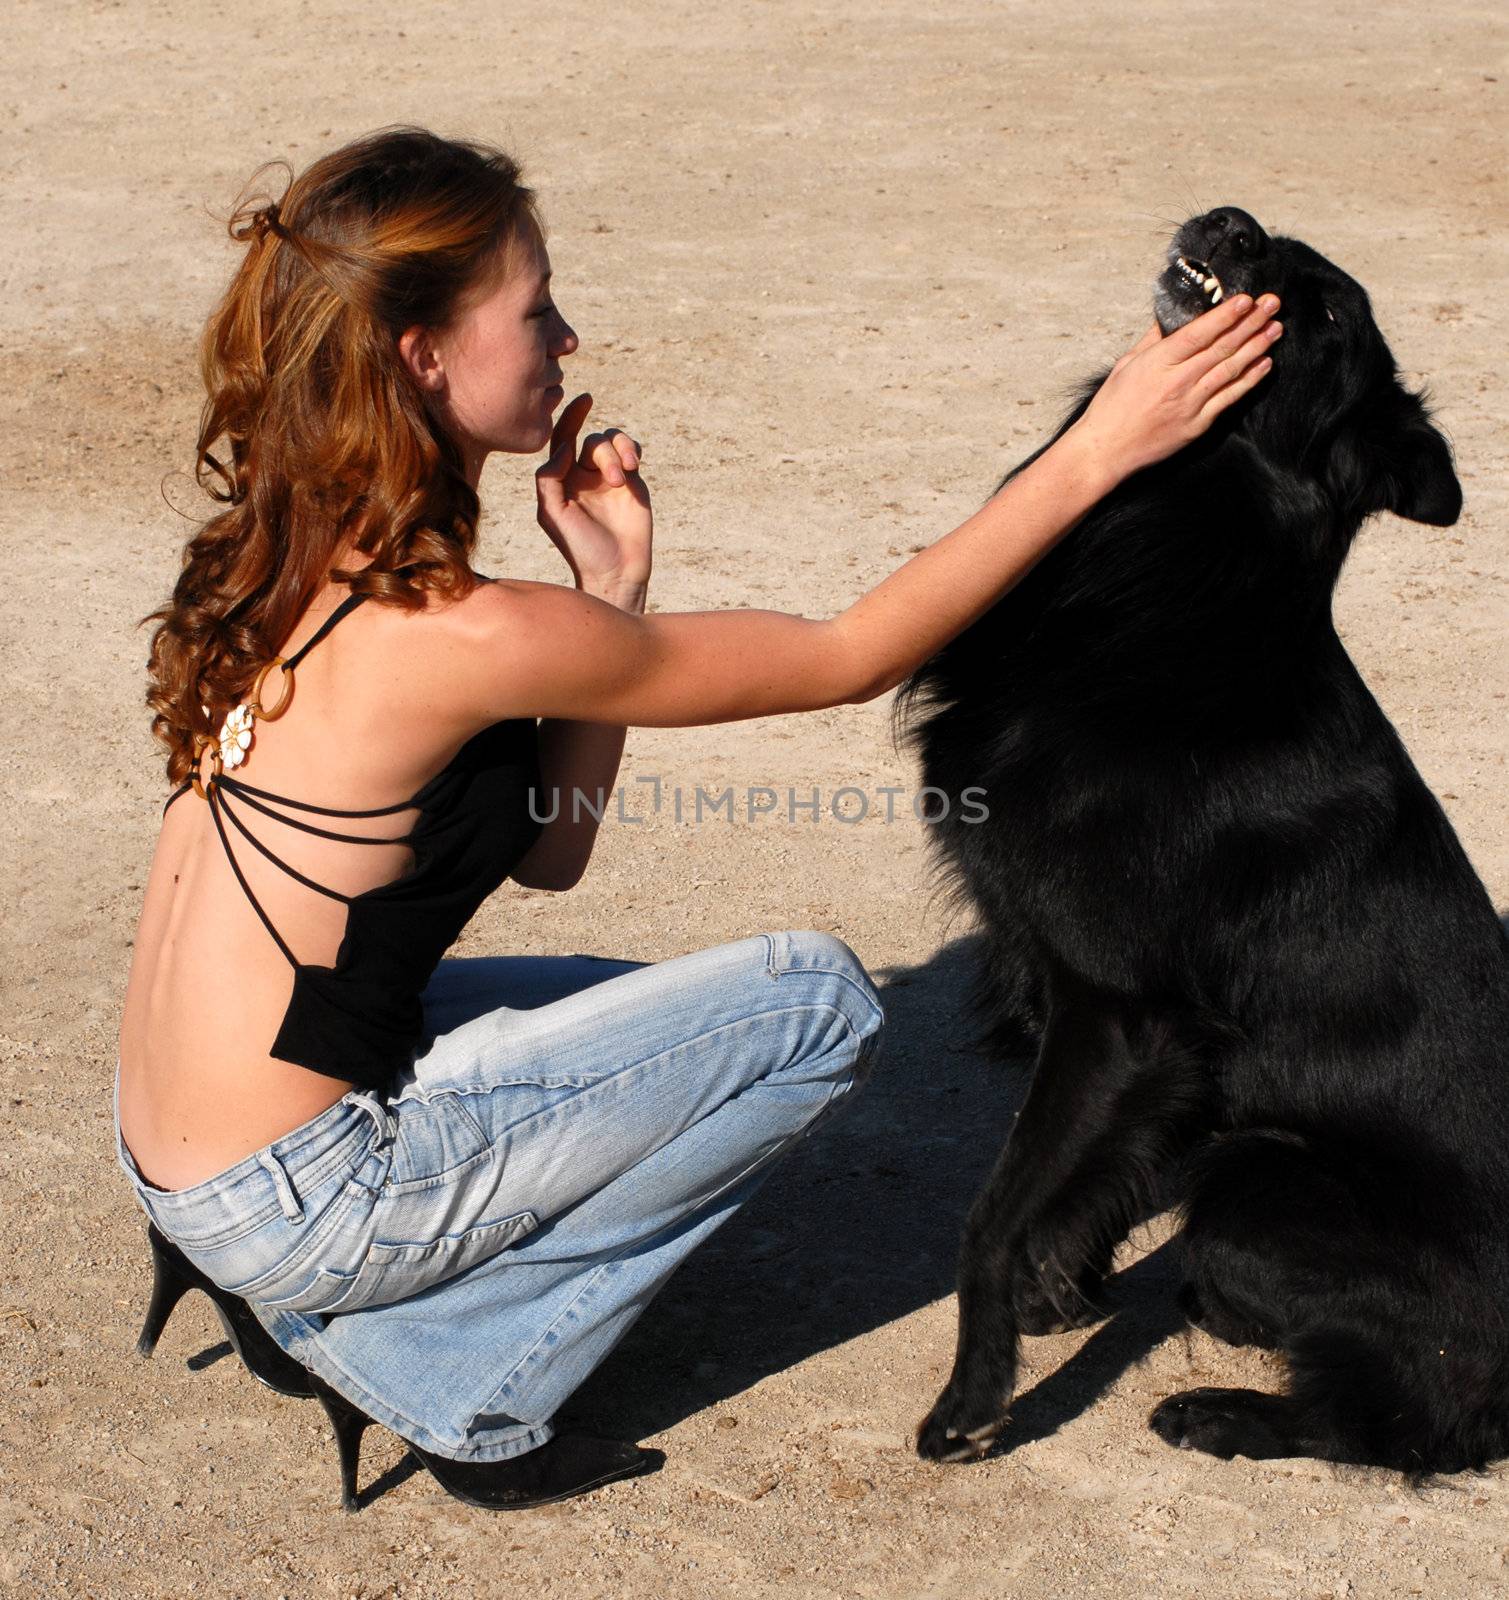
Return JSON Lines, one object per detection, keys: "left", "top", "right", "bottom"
{"left": 205, "top": 1299, "right": 315, "bottom": 1399}
{"left": 137, "top": 1226, "right": 192, "bottom": 1357}
{"left": 310, "top": 1374, "right": 370, "bottom": 1513}
{"left": 136, "top": 1224, "right": 313, "bottom": 1400}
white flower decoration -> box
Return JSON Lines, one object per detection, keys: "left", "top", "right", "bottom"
{"left": 218, "top": 703, "right": 255, "bottom": 769}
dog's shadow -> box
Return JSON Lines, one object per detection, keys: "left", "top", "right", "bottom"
{"left": 557, "top": 934, "right": 1186, "bottom": 1452}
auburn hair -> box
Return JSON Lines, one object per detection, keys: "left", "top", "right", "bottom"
{"left": 143, "top": 125, "right": 542, "bottom": 784}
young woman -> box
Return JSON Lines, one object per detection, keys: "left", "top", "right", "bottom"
{"left": 115, "top": 126, "right": 1281, "bottom": 1513}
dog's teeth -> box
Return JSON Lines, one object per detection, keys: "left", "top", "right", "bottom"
{"left": 1211, "top": 286, "right": 1223, "bottom": 303}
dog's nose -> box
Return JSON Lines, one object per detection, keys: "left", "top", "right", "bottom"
{"left": 1201, "top": 207, "right": 1267, "bottom": 259}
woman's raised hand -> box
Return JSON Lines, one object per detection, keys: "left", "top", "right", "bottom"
{"left": 535, "top": 392, "right": 652, "bottom": 608}
{"left": 1066, "top": 293, "right": 1283, "bottom": 484}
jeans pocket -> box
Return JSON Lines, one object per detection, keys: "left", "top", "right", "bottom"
{"left": 213, "top": 1177, "right": 378, "bottom": 1304}
{"left": 263, "top": 1207, "right": 541, "bottom": 1316}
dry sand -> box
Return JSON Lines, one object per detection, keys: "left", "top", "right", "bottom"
{"left": 3, "top": 1, "right": 1506, "bottom": 1595}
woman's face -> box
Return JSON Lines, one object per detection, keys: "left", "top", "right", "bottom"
{"left": 429, "top": 231, "right": 577, "bottom": 466}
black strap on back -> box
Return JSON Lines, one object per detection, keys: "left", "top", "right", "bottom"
{"left": 160, "top": 592, "right": 372, "bottom": 821}
{"left": 218, "top": 773, "right": 415, "bottom": 820}
{"left": 160, "top": 586, "right": 422, "bottom": 968}
{"left": 282, "top": 590, "right": 369, "bottom": 668}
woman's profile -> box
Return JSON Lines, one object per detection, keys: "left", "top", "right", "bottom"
{"left": 115, "top": 125, "right": 1281, "bottom": 1511}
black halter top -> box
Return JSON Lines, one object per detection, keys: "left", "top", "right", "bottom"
{"left": 164, "top": 592, "right": 544, "bottom": 1095}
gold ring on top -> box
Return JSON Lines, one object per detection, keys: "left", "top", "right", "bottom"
{"left": 249, "top": 656, "right": 293, "bottom": 720}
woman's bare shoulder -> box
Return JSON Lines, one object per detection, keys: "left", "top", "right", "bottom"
{"left": 369, "top": 574, "right": 590, "bottom": 643}
{"left": 381, "top": 575, "right": 625, "bottom": 726}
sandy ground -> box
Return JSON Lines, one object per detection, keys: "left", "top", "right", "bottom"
{"left": 3, "top": 1, "right": 1506, "bottom": 1595}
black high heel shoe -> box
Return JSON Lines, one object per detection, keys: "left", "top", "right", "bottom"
{"left": 305, "top": 1370, "right": 663, "bottom": 1512}
{"left": 137, "top": 1223, "right": 314, "bottom": 1399}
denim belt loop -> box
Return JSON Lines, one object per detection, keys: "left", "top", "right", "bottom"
{"left": 348, "top": 1090, "right": 396, "bottom": 1149}
{"left": 256, "top": 1149, "right": 306, "bottom": 1223}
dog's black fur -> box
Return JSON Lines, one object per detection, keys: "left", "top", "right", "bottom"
{"left": 897, "top": 207, "right": 1509, "bottom": 1473}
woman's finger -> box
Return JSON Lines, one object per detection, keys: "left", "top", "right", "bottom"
{"left": 606, "top": 430, "right": 640, "bottom": 473}
{"left": 537, "top": 393, "right": 594, "bottom": 507}
{"left": 586, "top": 427, "right": 643, "bottom": 473}
{"left": 1192, "top": 320, "right": 1283, "bottom": 404}
{"left": 1198, "top": 350, "right": 1275, "bottom": 418}
{"left": 580, "top": 429, "right": 644, "bottom": 483}
{"left": 1158, "top": 293, "right": 1257, "bottom": 360}
{"left": 580, "top": 432, "right": 627, "bottom": 487}
{"left": 1158, "top": 292, "right": 1260, "bottom": 361}
{"left": 546, "top": 393, "right": 593, "bottom": 467}
{"left": 1178, "top": 295, "right": 1280, "bottom": 381}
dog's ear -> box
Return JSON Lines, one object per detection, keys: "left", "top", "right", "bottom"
{"left": 1336, "top": 389, "right": 1463, "bottom": 527}
{"left": 1380, "top": 407, "right": 1462, "bottom": 526}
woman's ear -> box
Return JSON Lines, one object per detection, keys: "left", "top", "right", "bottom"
{"left": 398, "top": 325, "right": 446, "bottom": 393}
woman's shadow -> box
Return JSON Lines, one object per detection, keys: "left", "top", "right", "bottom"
{"left": 556, "top": 933, "right": 1187, "bottom": 1453}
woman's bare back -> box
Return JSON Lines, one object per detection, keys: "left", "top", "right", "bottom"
{"left": 117, "top": 583, "right": 503, "bottom": 1191}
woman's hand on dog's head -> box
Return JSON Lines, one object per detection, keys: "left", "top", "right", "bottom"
{"left": 1068, "top": 293, "right": 1282, "bottom": 484}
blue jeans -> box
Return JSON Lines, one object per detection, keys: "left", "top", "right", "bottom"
{"left": 114, "top": 930, "right": 885, "bottom": 1462}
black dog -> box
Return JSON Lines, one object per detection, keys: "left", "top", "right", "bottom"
{"left": 897, "top": 207, "right": 1509, "bottom": 1472}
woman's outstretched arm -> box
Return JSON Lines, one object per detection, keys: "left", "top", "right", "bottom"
{"left": 463, "top": 292, "right": 1281, "bottom": 729}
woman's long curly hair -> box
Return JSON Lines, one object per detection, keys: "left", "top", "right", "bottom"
{"left": 144, "top": 125, "right": 542, "bottom": 784}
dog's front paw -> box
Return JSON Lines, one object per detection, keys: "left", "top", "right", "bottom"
{"left": 916, "top": 1384, "right": 1009, "bottom": 1463}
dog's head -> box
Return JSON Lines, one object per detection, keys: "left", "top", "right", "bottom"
{"left": 1153, "top": 208, "right": 1462, "bottom": 528}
